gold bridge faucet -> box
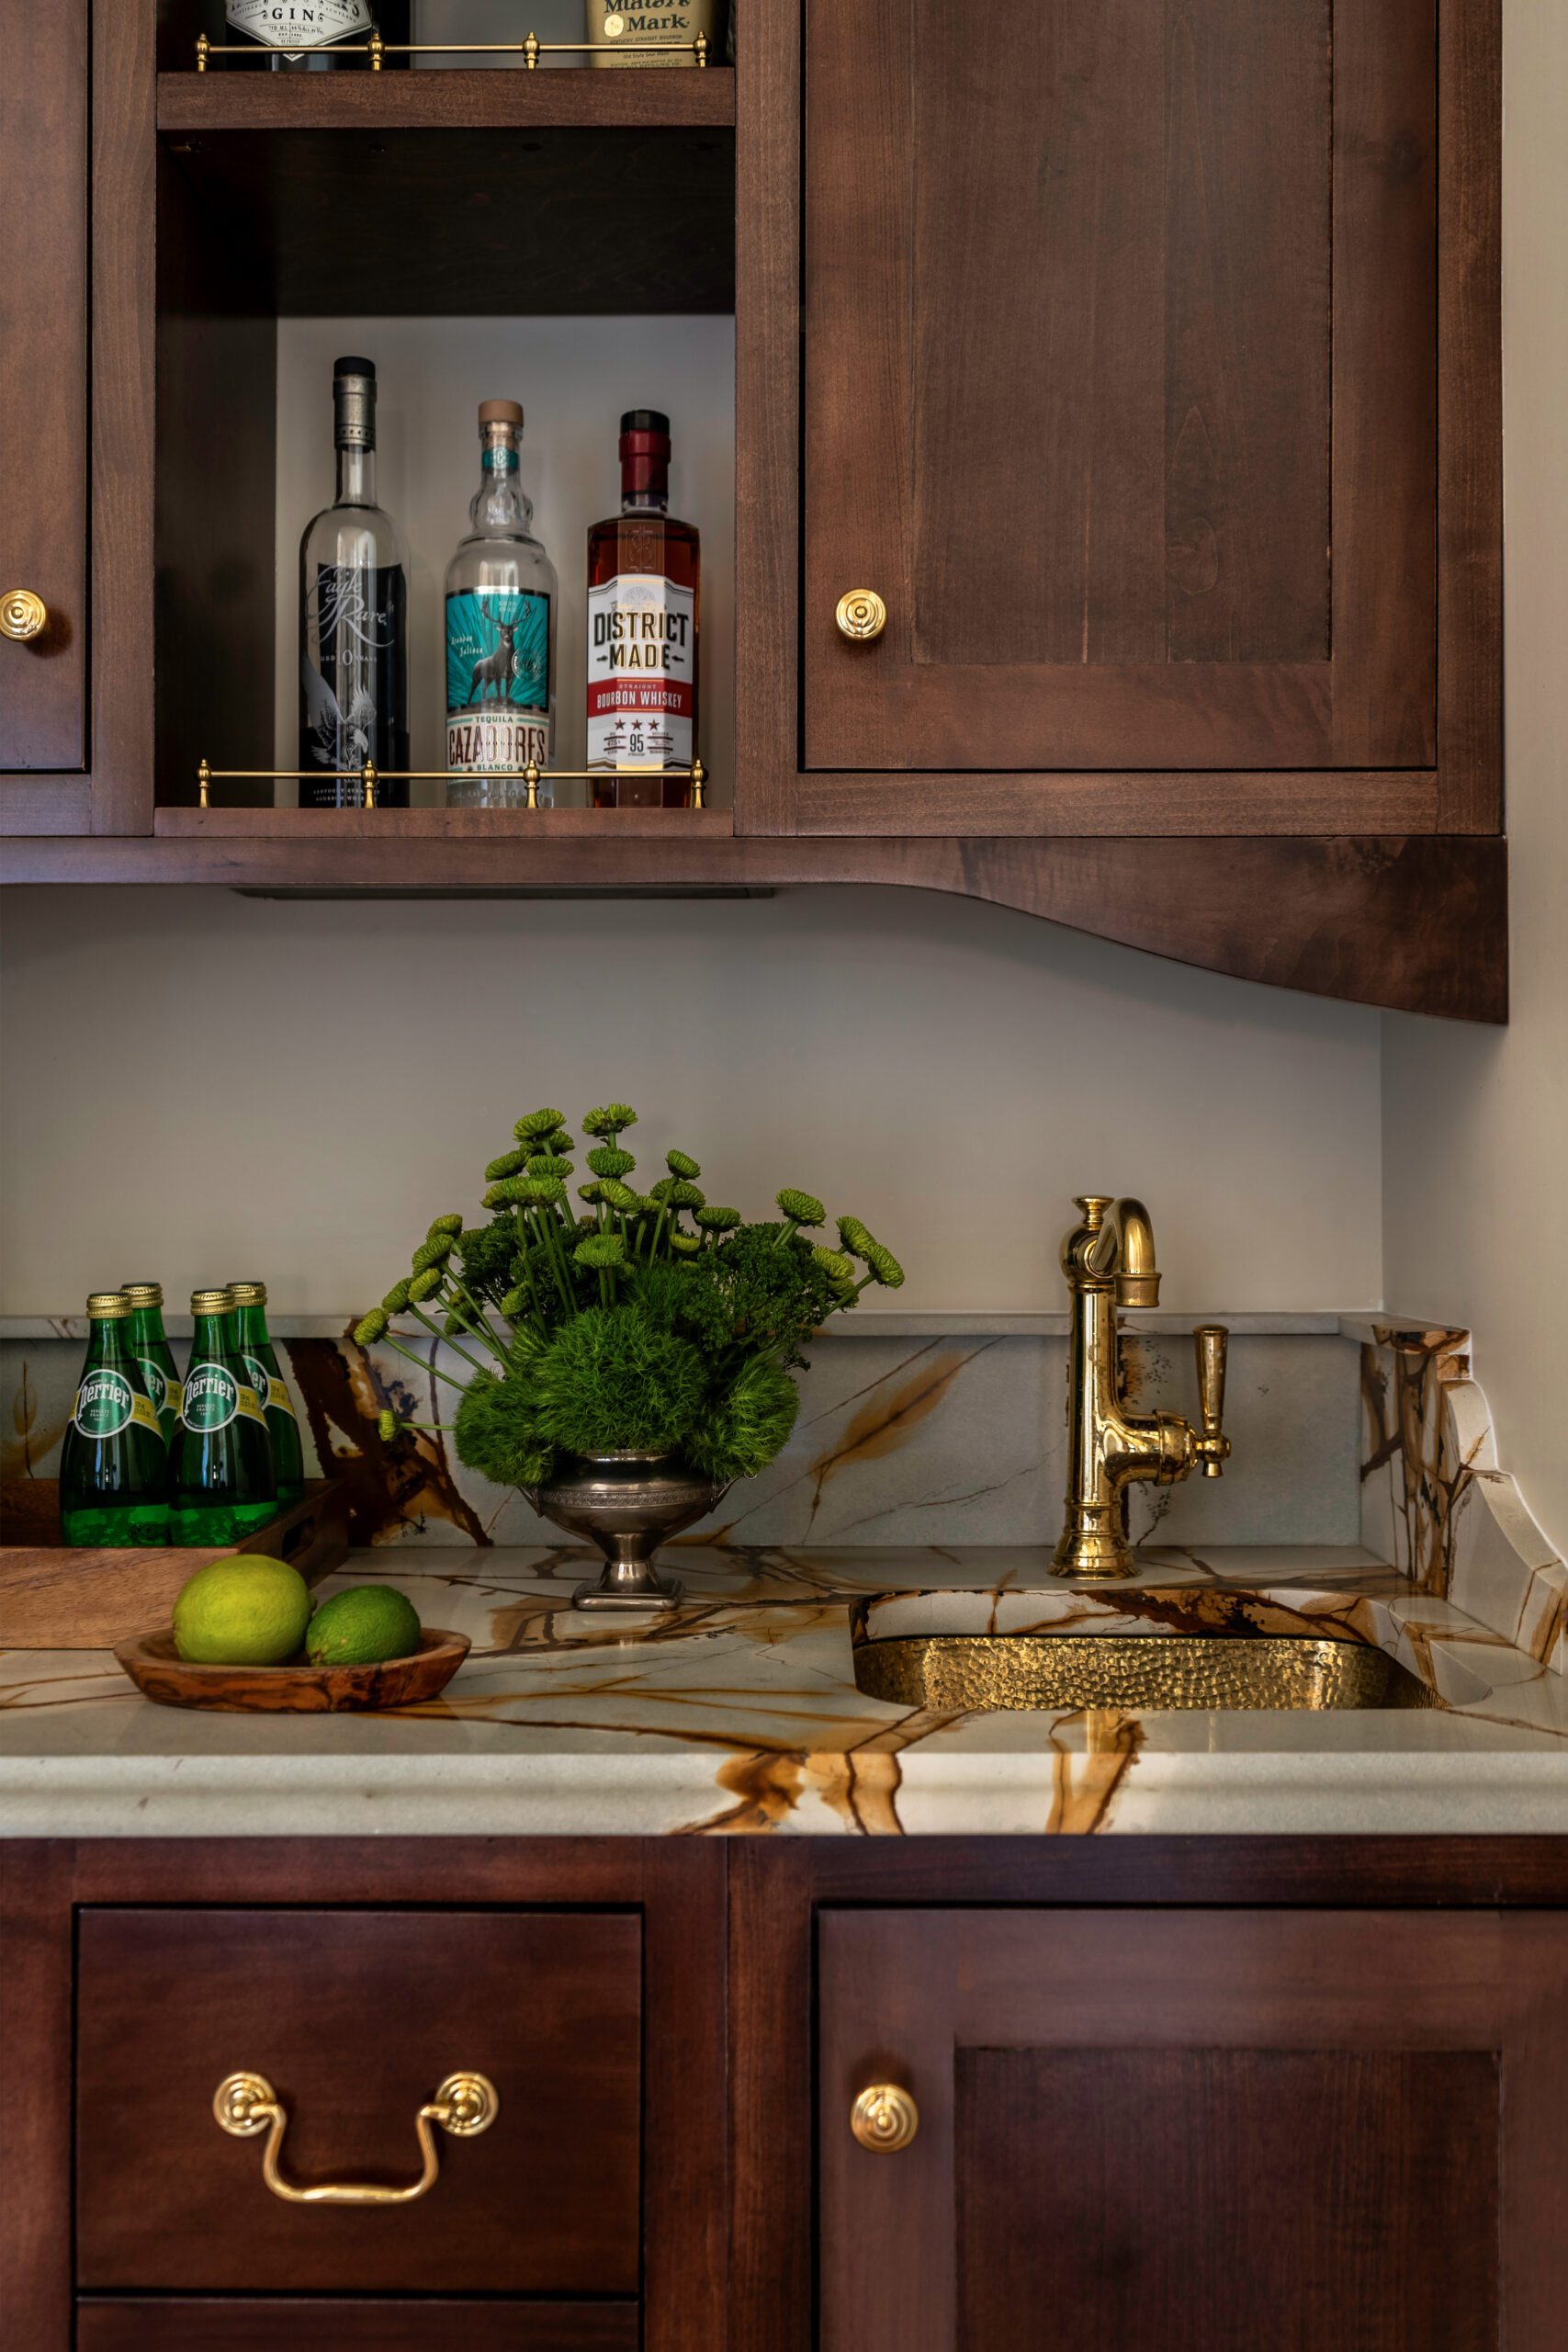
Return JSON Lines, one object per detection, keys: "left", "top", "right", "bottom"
{"left": 1051, "top": 1195, "right": 1230, "bottom": 1579}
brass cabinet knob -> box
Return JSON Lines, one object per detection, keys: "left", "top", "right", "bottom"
{"left": 835, "top": 589, "right": 887, "bottom": 642}
{"left": 850, "top": 2082, "right": 919, "bottom": 2152}
{"left": 213, "top": 2069, "right": 498, "bottom": 2206}
{"left": 1, "top": 589, "right": 47, "bottom": 642}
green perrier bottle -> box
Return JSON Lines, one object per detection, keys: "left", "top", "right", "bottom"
{"left": 121, "top": 1280, "right": 182, "bottom": 1448}
{"left": 59, "top": 1293, "right": 169, "bottom": 1546}
{"left": 230, "top": 1280, "right": 306, "bottom": 1508}
{"left": 169, "top": 1288, "right": 277, "bottom": 1545}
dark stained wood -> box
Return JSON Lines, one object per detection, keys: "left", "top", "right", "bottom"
{"left": 76, "top": 1907, "right": 642, "bottom": 2292}
{"left": 957, "top": 2047, "right": 1495, "bottom": 2350}
{"left": 78, "top": 2306, "right": 636, "bottom": 2352}
{"left": 820, "top": 1907, "right": 1567, "bottom": 2351}
{"left": 159, "top": 124, "right": 736, "bottom": 316}
{"left": 729, "top": 1840, "right": 815, "bottom": 2352}
{"left": 158, "top": 66, "right": 736, "bottom": 132}
{"left": 1437, "top": 0, "right": 1504, "bottom": 827}
{"left": 0, "top": 1476, "right": 346, "bottom": 1649}
{"left": 791, "top": 767, "right": 1438, "bottom": 833}
{"left": 155, "top": 142, "right": 276, "bottom": 810}
{"left": 113, "top": 1625, "right": 470, "bottom": 1713}
{"left": 0, "top": 1842, "right": 74, "bottom": 2352}
{"left": 0, "top": 0, "right": 88, "bottom": 774}
{"left": 641, "top": 1843, "right": 729, "bottom": 2352}
{"left": 0, "top": 827, "right": 1508, "bottom": 1023}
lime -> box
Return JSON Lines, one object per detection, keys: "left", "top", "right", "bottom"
{"left": 306, "top": 1585, "right": 423, "bottom": 1668}
{"left": 173, "top": 1555, "right": 312, "bottom": 1666}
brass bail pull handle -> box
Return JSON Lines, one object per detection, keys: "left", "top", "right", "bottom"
{"left": 1193, "top": 1324, "right": 1230, "bottom": 1478}
{"left": 213, "top": 2069, "right": 498, "bottom": 2206}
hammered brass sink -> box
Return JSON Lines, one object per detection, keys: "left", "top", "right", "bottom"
{"left": 852, "top": 1632, "right": 1437, "bottom": 1713}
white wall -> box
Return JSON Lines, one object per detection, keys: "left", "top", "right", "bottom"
{"left": 0, "top": 888, "right": 1382, "bottom": 1317}
{"left": 1381, "top": 0, "right": 1568, "bottom": 1548}
{"left": 276, "top": 317, "right": 736, "bottom": 798}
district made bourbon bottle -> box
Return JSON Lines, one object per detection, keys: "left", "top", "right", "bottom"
{"left": 586, "top": 411, "right": 700, "bottom": 808}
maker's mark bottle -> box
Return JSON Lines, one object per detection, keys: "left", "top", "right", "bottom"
{"left": 230, "top": 1281, "right": 306, "bottom": 1509}
{"left": 299, "top": 357, "right": 410, "bottom": 808}
{"left": 170, "top": 1289, "right": 277, "bottom": 1546}
{"left": 586, "top": 410, "right": 700, "bottom": 808}
{"left": 444, "top": 401, "right": 558, "bottom": 808}
{"left": 60, "top": 1294, "right": 169, "bottom": 1547}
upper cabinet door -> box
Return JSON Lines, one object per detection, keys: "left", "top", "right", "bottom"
{"left": 0, "top": 0, "right": 88, "bottom": 775}
{"left": 802, "top": 0, "right": 1447, "bottom": 798}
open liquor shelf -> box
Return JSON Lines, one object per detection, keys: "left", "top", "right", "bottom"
{"left": 1, "top": 0, "right": 1506, "bottom": 1023}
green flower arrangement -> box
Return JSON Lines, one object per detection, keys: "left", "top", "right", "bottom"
{"left": 355, "top": 1104, "right": 903, "bottom": 1490}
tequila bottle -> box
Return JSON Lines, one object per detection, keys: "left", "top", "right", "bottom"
{"left": 586, "top": 411, "right": 700, "bottom": 808}
{"left": 444, "top": 401, "right": 559, "bottom": 808}
{"left": 299, "top": 357, "right": 410, "bottom": 807}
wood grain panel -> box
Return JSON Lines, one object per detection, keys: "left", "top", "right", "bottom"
{"left": 1164, "top": 0, "right": 1330, "bottom": 662}
{"left": 956, "top": 2047, "right": 1497, "bottom": 2350}
{"left": 157, "top": 66, "right": 736, "bottom": 132}
{"left": 0, "top": 828, "right": 1507, "bottom": 1023}
{"left": 77, "top": 2305, "right": 637, "bottom": 2352}
{"left": 76, "top": 1908, "right": 641, "bottom": 2293}
{"left": 0, "top": 0, "right": 87, "bottom": 772}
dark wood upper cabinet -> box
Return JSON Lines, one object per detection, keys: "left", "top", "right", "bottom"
{"left": 783, "top": 0, "right": 1496, "bottom": 835}
{"left": 818, "top": 1907, "right": 1568, "bottom": 2352}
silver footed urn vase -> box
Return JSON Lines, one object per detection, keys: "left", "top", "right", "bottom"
{"left": 526, "top": 1453, "right": 728, "bottom": 1611}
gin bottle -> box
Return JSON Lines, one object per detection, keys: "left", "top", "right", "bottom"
{"left": 299, "top": 357, "right": 410, "bottom": 808}
{"left": 444, "top": 401, "right": 559, "bottom": 809}
{"left": 586, "top": 411, "right": 700, "bottom": 808}
{"left": 216, "top": 4, "right": 411, "bottom": 70}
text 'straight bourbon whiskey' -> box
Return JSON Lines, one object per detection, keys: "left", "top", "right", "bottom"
{"left": 445, "top": 400, "right": 558, "bottom": 808}
{"left": 587, "top": 411, "right": 700, "bottom": 808}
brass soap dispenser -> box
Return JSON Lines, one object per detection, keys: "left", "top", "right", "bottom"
{"left": 1051, "top": 1196, "right": 1230, "bottom": 1579}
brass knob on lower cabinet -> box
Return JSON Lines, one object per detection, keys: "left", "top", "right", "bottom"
{"left": 1, "top": 590, "right": 47, "bottom": 641}
{"left": 850, "top": 2082, "right": 919, "bottom": 2152}
{"left": 835, "top": 589, "right": 887, "bottom": 642}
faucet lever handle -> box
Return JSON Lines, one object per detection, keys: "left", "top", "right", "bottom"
{"left": 1193, "top": 1325, "right": 1230, "bottom": 1478}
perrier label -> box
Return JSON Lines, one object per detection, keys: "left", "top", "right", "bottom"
{"left": 59, "top": 1294, "right": 169, "bottom": 1546}
{"left": 169, "top": 1289, "right": 277, "bottom": 1546}
{"left": 231, "top": 1280, "right": 306, "bottom": 1508}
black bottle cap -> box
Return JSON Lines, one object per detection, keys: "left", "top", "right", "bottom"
{"left": 621, "top": 408, "right": 670, "bottom": 435}
{"left": 335, "top": 356, "right": 377, "bottom": 380}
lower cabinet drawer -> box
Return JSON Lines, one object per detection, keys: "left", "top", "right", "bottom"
{"left": 76, "top": 1908, "right": 641, "bottom": 2294}
{"left": 77, "top": 2305, "right": 637, "bottom": 2351}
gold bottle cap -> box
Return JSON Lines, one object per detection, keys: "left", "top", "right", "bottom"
{"left": 190, "top": 1287, "right": 234, "bottom": 1315}
{"left": 85, "top": 1291, "right": 131, "bottom": 1319}
{"left": 120, "top": 1282, "right": 164, "bottom": 1308}
{"left": 229, "top": 1282, "right": 267, "bottom": 1307}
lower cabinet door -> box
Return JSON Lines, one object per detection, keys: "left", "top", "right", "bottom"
{"left": 820, "top": 1909, "right": 1568, "bottom": 2352}
{"left": 77, "top": 2305, "right": 637, "bottom": 2351}
{"left": 75, "top": 1908, "right": 640, "bottom": 2294}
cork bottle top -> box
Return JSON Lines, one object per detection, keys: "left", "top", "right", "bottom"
{"left": 478, "top": 400, "right": 524, "bottom": 429}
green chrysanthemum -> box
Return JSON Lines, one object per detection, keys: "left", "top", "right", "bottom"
{"left": 578, "top": 1180, "right": 605, "bottom": 1206}
{"left": 575, "top": 1233, "right": 628, "bottom": 1271}
{"left": 694, "top": 1205, "right": 742, "bottom": 1235}
{"left": 810, "top": 1247, "right": 857, "bottom": 1288}
{"left": 515, "top": 1176, "right": 568, "bottom": 1208}
{"left": 666, "top": 1149, "right": 702, "bottom": 1179}
{"left": 408, "top": 1269, "right": 442, "bottom": 1305}
{"left": 598, "top": 1178, "right": 642, "bottom": 1214}
{"left": 411, "top": 1236, "right": 452, "bottom": 1274}
{"left": 650, "top": 1177, "right": 705, "bottom": 1211}
{"left": 484, "top": 1147, "right": 529, "bottom": 1182}
{"left": 354, "top": 1308, "right": 388, "bottom": 1346}
{"left": 777, "top": 1189, "right": 826, "bottom": 1227}
{"left": 526, "top": 1154, "right": 573, "bottom": 1181}
{"left": 838, "top": 1216, "right": 874, "bottom": 1260}
{"left": 670, "top": 1231, "right": 704, "bottom": 1258}
{"left": 378, "top": 1408, "right": 399, "bottom": 1443}
{"left": 428, "top": 1213, "right": 465, "bottom": 1238}
{"left": 513, "top": 1106, "right": 566, "bottom": 1141}
{"left": 587, "top": 1146, "right": 637, "bottom": 1180}
{"left": 583, "top": 1103, "right": 637, "bottom": 1138}
{"left": 500, "top": 1283, "right": 531, "bottom": 1319}
{"left": 863, "top": 1242, "right": 905, "bottom": 1289}
{"left": 381, "top": 1278, "right": 412, "bottom": 1315}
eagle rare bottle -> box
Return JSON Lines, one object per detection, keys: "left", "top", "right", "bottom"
{"left": 444, "top": 400, "right": 558, "bottom": 808}
{"left": 298, "top": 357, "right": 410, "bottom": 808}
{"left": 59, "top": 1294, "right": 169, "bottom": 1547}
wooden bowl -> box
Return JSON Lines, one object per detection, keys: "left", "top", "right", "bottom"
{"left": 113, "top": 1628, "right": 471, "bottom": 1713}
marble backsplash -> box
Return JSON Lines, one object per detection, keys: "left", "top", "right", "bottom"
{"left": 6, "top": 1322, "right": 1361, "bottom": 1553}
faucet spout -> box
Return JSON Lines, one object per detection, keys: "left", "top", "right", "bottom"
{"left": 1050, "top": 1194, "right": 1230, "bottom": 1579}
